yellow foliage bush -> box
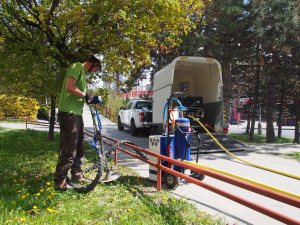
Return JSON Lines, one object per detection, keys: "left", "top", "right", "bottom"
{"left": 0, "top": 95, "right": 39, "bottom": 119}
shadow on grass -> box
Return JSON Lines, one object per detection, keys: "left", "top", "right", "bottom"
{"left": 110, "top": 175, "right": 196, "bottom": 225}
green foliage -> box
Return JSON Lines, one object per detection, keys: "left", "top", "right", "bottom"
{"left": 0, "top": 129, "right": 223, "bottom": 225}
{"left": 95, "top": 87, "right": 110, "bottom": 105}
{"left": 106, "top": 94, "right": 127, "bottom": 114}
{"left": 37, "top": 106, "right": 51, "bottom": 121}
{"left": 123, "top": 96, "right": 131, "bottom": 106}
{"left": 284, "top": 152, "right": 300, "bottom": 160}
{"left": 145, "top": 0, "right": 299, "bottom": 143}
{"left": 0, "top": 127, "right": 7, "bottom": 132}
{"left": 100, "top": 92, "right": 130, "bottom": 115}
{"left": 0, "top": 0, "right": 206, "bottom": 100}
{"left": 0, "top": 95, "right": 39, "bottom": 119}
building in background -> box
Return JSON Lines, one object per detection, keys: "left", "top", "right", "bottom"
{"left": 90, "top": 73, "right": 152, "bottom": 99}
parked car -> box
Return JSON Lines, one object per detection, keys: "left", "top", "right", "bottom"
{"left": 118, "top": 100, "right": 152, "bottom": 136}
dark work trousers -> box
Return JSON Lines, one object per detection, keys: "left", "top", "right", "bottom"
{"left": 54, "top": 111, "right": 85, "bottom": 184}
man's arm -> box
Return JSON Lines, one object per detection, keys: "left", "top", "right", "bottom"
{"left": 65, "top": 77, "right": 86, "bottom": 98}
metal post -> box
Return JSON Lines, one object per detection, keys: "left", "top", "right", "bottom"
{"left": 258, "top": 105, "right": 262, "bottom": 135}
{"left": 114, "top": 148, "right": 117, "bottom": 164}
{"left": 157, "top": 158, "right": 162, "bottom": 191}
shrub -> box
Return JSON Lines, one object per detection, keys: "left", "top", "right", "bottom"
{"left": 95, "top": 87, "right": 110, "bottom": 105}
{"left": 106, "top": 93, "right": 130, "bottom": 115}
{"left": 0, "top": 95, "right": 39, "bottom": 119}
{"left": 37, "top": 106, "right": 51, "bottom": 120}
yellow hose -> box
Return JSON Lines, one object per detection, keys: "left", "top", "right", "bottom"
{"left": 184, "top": 160, "right": 300, "bottom": 200}
{"left": 188, "top": 115, "right": 300, "bottom": 180}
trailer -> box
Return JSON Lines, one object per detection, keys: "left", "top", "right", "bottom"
{"left": 148, "top": 56, "right": 245, "bottom": 153}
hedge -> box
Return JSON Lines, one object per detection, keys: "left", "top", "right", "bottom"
{"left": 0, "top": 95, "right": 39, "bottom": 119}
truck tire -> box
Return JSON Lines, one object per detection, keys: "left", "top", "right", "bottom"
{"left": 118, "top": 117, "right": 124, "bottom": 131}
{"left": 130, "top": 119, "right": 138, "bottom": 136}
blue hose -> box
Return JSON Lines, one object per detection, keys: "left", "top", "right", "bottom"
{"left": 162, "top": 98, "right": 186, "bottom": 120}
{"left": 89, "top": 108, "right": 102, "bottom": 153}
{"left": 95, "top": 108, "right": 102, "bottom": 131}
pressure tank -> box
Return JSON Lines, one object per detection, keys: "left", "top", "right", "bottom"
{"left": 174, "top": 117, "right": 191, "bottom": 171}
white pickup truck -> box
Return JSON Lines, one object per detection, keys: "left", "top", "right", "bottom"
{"left": 118, "top": 100, "right": 152, "bottom": 136}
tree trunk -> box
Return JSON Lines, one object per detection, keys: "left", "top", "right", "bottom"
{"left": 249, "top": 96, "right": 256, "bottom": 142}
{"left": 266, "top": 70, "right": 276, "bottom": 143}
{"left": 246, "top": 113, "right": 250, "bottom": 134}
{"left": 48, "top": 95, "right": 56, "bottom": 141}
{"left": 249, "top": 60, "right": 261, "bottom": 141}
{"left": 222, "top": 58, "right": 232, "bottom": 131}
{"left": 277, "top": 84, "right": 284, "bottom": 138}
{"left": 294, "top": 99, "right": 299, "bottom": 144}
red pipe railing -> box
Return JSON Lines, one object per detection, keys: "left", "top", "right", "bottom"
{"left": 96, "top": 133, "right": 300, "bottom": 225}
{"left": 20, "top": 121, "right": 300, "bottom": 224}
{"left": 25, "top": 119, "right": 60, "bottom": 129}
{"left": 101, "top": 134, "right": 300, "bottom": 207}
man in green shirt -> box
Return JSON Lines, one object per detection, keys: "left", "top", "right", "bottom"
{"left": 54, "top": 55, "right": 101, "bottom": 191}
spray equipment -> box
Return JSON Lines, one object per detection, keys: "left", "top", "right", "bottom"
{"left": 101, "top": 156, "right": 121, "bottom": 183}
{"left": 152, "top": 92, "right": 205, "bottom": 189}
{"left": 174, "top": 117, "right": 191, "bottom": 172}
{"left": 89, "top": 104, "right": 121, "bottom": 183}
{"left": 162, "top": 92, "right": 186, "bottom": 134}
{"left": 164, "top": 94, "right": 195, "bottom": 167}
{"left": 65, "top": 102, "right": 122, "bottom": 193}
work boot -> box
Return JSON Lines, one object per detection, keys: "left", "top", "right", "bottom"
{"left": 55, "top": 180, "right": 72, "bottom": 191}
{"left": 71, "top": 173, "right": 92, "bottom": 184}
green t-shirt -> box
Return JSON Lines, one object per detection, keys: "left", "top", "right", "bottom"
{"left": 58, "top": 62, "right": 86, "bottom": 116}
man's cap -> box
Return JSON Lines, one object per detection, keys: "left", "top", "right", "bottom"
{"left": 87, "top": 55, "right": 101, "bottom": 72}
{"left": 87, "top": 55, "right": 100, "bottom": 64}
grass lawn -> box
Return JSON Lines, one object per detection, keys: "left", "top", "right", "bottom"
{"left": 0, "top": 127, "right": 7, "bottom": 132}
{"left": 228, "top": 133, "right": 294, "bottom": 144}
{"left": 0, "top": 129, "right": 224, "bottom": 225}
{"left": 284, "top": 152, "right": 300, "bottom": 160}
{"left": 229, "top": 133, "right": 299, "bottom": 160}
{"left": 0, "top": 119, "right": 25, "bottom": 123}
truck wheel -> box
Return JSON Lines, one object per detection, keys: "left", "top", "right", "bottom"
{"left": 118, "top": 118, "right": 124, "bottom": 131}
{"left": 191, "top": 172, "right": 205, "bottom": 181}
{"left": 130, "top": 119, "right": 138, "bottom": 136}
{"left": 164, "top": 172, "right": 180, "bottom": 189}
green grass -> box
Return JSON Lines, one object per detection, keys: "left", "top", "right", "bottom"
{"left": 0, "top": 127, "right": 7, "bottom": 132}
{"left": 0, "top": 119, "right": 25, "bottom": 123}
{"left": 0, "top": 129, "right": 224, "bottom": 225}
{"left": 284, "top": 152, "right": 300, "bottom": 160}
{"left": 228, "top": 133, "right": 294, "bottom": 144}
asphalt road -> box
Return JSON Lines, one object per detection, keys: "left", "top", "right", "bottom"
{"left": 1, "top": 105, "right": 299, "bottom": 225}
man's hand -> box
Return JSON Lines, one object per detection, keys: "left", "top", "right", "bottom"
{"left": 91, "top": 96, "right": 102, "bottom": 104}
{"left": 84, "top": 93, "right": 93, "bottom": 104}
{"left": 84, "top": 94, "right": 102, "bottom": 104}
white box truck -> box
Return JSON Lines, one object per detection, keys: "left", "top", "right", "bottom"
{"left": 147, "top": 56, "right": 245, "bottom": 152}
